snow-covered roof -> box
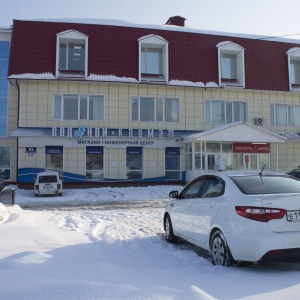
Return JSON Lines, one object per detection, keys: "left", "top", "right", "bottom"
{"left": 14, "top": 18, "right": 300, "bottom": 45}
{"left": 183, "top": 122, "right": 287, "bottom": 143}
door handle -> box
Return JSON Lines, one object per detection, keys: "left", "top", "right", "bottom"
{"left": 187, "top": 203, "right": 191, "bottom": 207}
{"left": 210, "top": 202, "right": 215, "bottom": 208}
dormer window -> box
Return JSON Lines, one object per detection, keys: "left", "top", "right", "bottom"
{"left": 287, "top": 48, "right": 300, "bottom": 91}
{"left": 138, "top": 35, "right": 168, "bottom": 83}
{"left": 56, "top": 30, "right": 88, "bottom": 78}
{"left": 217, "top": 41, "right": 245, "bottom": 88}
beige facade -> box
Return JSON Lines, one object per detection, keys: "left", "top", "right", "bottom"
{"left": 9, "top": 79, "right": 300, "bottom": 184}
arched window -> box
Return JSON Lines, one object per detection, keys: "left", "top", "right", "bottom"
{"left": 56, "top": 30, "right": 88, "bottom": 78}
{"left": 216, "top": 41, "right": 245, "bottom": 88}
{"left": 138, "top": 34, "right": 168, "bottom": 82}
{"left": 286, "top": 47, "right": 300, "bottom": 91}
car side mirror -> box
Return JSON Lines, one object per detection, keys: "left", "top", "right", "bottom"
{"left": 169, "top": 190, "right": 179, "bottom": 198}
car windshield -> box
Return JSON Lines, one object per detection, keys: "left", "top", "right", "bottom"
{"left": 38, "top": 175, "right": 57, "bottom": 183}
{"left": 231, "top": 175, "right": 300, "bottom": 194}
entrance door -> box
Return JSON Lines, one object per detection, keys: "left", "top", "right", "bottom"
{"left": 206, "top": 154, "right": 218, "bottom": 171}
{"left": 244, "top": 154, "right": 259, "bottom": 170}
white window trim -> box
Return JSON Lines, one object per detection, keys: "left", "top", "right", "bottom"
{"left": 131, "top": 96, "right": 180, "bottom": 123}
{"left": 56, "top": 30, "right": 89, "bottom": 78}
{"left": 286, "top": 47, "right": 300, "bottom": 91}
{"left": 205, "top": 99, "right": 248, "bottom": 124}
{"left": 138, "top": 34, "right": 169, "bottom": 83}
{"left": 53, "top": 94, "right": 105, "bottom": 121}
{"left": 217, "top": 41, "right": 245, "bottom": 88}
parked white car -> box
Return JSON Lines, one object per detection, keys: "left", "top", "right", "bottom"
{"left": 34, "top": 171, "right": 63, "bottom": 196}
{"left": 164, "top": 171, "right": 300, "bottom": 266}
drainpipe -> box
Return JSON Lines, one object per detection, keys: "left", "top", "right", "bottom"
{"left": 192, "top": 140, "right": 195, "bottom": 180}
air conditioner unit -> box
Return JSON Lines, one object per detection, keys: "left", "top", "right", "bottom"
{"left": 255, "top": 117, "right": 264, "bottom": 125}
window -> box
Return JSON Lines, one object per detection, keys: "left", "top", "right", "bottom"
{"left": 217, "top": 41, "right": 245, "bottom": 87}
{"left": 126, "top": 147, "right": 143, "bottom": 179}
{"left": 56, "top": 30, "right": 88, "bottom": 78}
{"left": 0, "top": 146, "right": 10, "bottom": 180}
{"left": 86, "top": 147, "right": 103, "bottom": 180}
{"left": 138, "top": 35, "right": 168, "bottom": 82}
{"left": 54, "top": 95, "right": 104, "bottom": 120}
{"left": 202, "top": 178, "right": 224, "bottom": 198}
{"left": 287, "top": 48, "right": 300, "bottom": 91}
{"left": 181, "top": 179, "right": 205, "bottom": 199}
{"left": 0, "top": 41, "right": 9, "bottom": 137}
{"left": 270, "top": 104, "right": 300, "bottom": 126}
{"left": 45, "top": 146, "right": 63, "bottom": 171}
{"left": 205, "top": 100, "right": 247, "bottom": 124}
{"left": 165, "top": 147, "right": 181, "bottom": 180}
{"left": 132, "top": 97, "right": 179, "bottom": 122}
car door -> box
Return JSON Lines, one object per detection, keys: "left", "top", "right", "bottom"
{"left": 171, "top": 178, "right": 206, "bottom": 240}
{"left": 191, "top": 176, "right": 224, "bottom": 244}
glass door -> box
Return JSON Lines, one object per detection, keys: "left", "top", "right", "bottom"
{"left": 206, "top": 154, "right": 218, "bottom": 171}
{"left": 243, "top": 154, "right": 258, "bottom": 170}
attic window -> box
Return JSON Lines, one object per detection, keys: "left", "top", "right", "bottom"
{"left": 56, "top": 30, "right": 88, "bottom": 78}
{"left": 138, "top": 35, "right": 168, "bottom": 83}
{"left": 287, "top": 48, "right": 300, "bottom": 91}
{"left": 217, "top": 41, "right": 245, "bottom": 88}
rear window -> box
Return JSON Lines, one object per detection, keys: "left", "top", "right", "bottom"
{"left": 38, "top": 175, "right": 58, "bottom": 183}
{"left": 231, "top": 175, "right": 300, "bottom": 194}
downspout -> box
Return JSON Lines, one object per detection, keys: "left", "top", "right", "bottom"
{"left": 16, "top": 79, "right": 20, "bottom": 184}
{"left": 192, "top": 140, "right": 195, "bottom": 180}
{"left": 276, "top": 143, "right": 279, "bottom": 172}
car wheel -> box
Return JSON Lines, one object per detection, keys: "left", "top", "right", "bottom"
{"left": 210, "top": 230, "right": 234, "bottom": 266}
{"left": 164, "top": 214, "right": 177, "bottom": 243}
{"left": 59, "top": 192, "right": 62, "bottom": 196}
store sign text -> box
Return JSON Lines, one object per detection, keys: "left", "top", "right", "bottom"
{"left": 277, "top": 132, "right": 300, "bottom": 140}
{"left": 52, "top": 127, "right": 175, "bottom": 139}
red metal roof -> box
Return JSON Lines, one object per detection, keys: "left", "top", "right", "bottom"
{"left": 8, "top": 19, "right": 297, "bottom": 91}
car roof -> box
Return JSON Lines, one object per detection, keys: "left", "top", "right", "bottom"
{"left": 193, "top": 170, "right": 287, "bottom": 179}
{"left": 37, "top": 171, "right": 60, "bottom": 176}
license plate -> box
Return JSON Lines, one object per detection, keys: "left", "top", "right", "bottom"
{"left": 44, "top": 184, "right": 53, "bottom": 188}
{"left": 286, "top": 210, "right": 300, "bottom": 222}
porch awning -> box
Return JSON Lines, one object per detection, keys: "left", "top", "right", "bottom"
{"left": 183, "top": 122, "right": 286, "bottom": 143}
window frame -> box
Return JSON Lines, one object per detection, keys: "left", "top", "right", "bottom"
{"left": 56, "top": 30, "right": 89, "bottom": 78}
{"left": 287, "top": 47, "right": 300, "bottom": 91}
{"left": 138, "top": 35, "right": 169, "bottom": 83}
{"left": 205, "top": 99, "right": 247, "bottom": 124}
{"left": 217, "top": 41, "right": 245, "bottom": 88}
{"left": 53, "top": 94, "right": 104, "bottom": 121}
{"left": 131, "top": 96, "right": 179, "bottom": 122}
{"left": 86, "top": 146, "right": 104, "bottom": 180}
{"left": 270, "top": 103, "right": 300, "bottom": 126}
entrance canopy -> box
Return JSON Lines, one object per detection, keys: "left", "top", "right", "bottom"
{"left": 182, "top": 122, "right": 286, "bottom": 180}
{"left": 183, "top": 122, "right": 286, "bottom": 143}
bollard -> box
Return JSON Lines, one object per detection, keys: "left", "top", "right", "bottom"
{"left": 0, "top": 187, "right": 15, "bottom": 206}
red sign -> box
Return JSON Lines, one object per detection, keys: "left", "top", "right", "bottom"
{"left": 233, "top": 143, "right": 270, "bottom": 153}
{"left": 245, "top": 155, "right": 249, "bottom": 164}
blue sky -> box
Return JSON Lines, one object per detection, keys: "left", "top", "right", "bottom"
{"left": 1, "top": 0, "right": 300, "bottom": 39}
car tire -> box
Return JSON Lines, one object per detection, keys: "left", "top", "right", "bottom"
{"left": 210, "top": 230, "right": 234, "bottom": 266}
{"left": 59, "top": 192, "right": 62, "bottom": 196}
{"left": 164, "top": 214, "right": 177, "bottom": 243}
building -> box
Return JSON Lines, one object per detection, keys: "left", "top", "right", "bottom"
{"left": 6, "top": 16, "right": 300, "bottom": 187}
{"left": 0, "top": 25, "right": 15, "bottom": 183}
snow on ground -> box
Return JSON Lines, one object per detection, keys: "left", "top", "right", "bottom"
{"left": 1, "top": 185, "right": 300, "bottom": 300}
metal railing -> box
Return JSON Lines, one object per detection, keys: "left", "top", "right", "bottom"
{"left": 0, "top": 187, "right": 15, "bottom": 206}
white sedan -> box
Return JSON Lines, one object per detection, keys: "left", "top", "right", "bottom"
{"left": 164, "top": 171, "right": 300, "bottom": 266}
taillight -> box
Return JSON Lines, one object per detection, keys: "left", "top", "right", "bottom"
{"left": 35, "top": 184, "right": 39, "bottom": 191}
{"left": 57, "top": 184, "right": 61, "bottom": 189}
{"left": 235, "top": 206, "right": 286, "bottom": 222}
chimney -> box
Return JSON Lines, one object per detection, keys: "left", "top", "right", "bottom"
{"left": 165, "top": 16, "right": 186, "bottom": 27}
